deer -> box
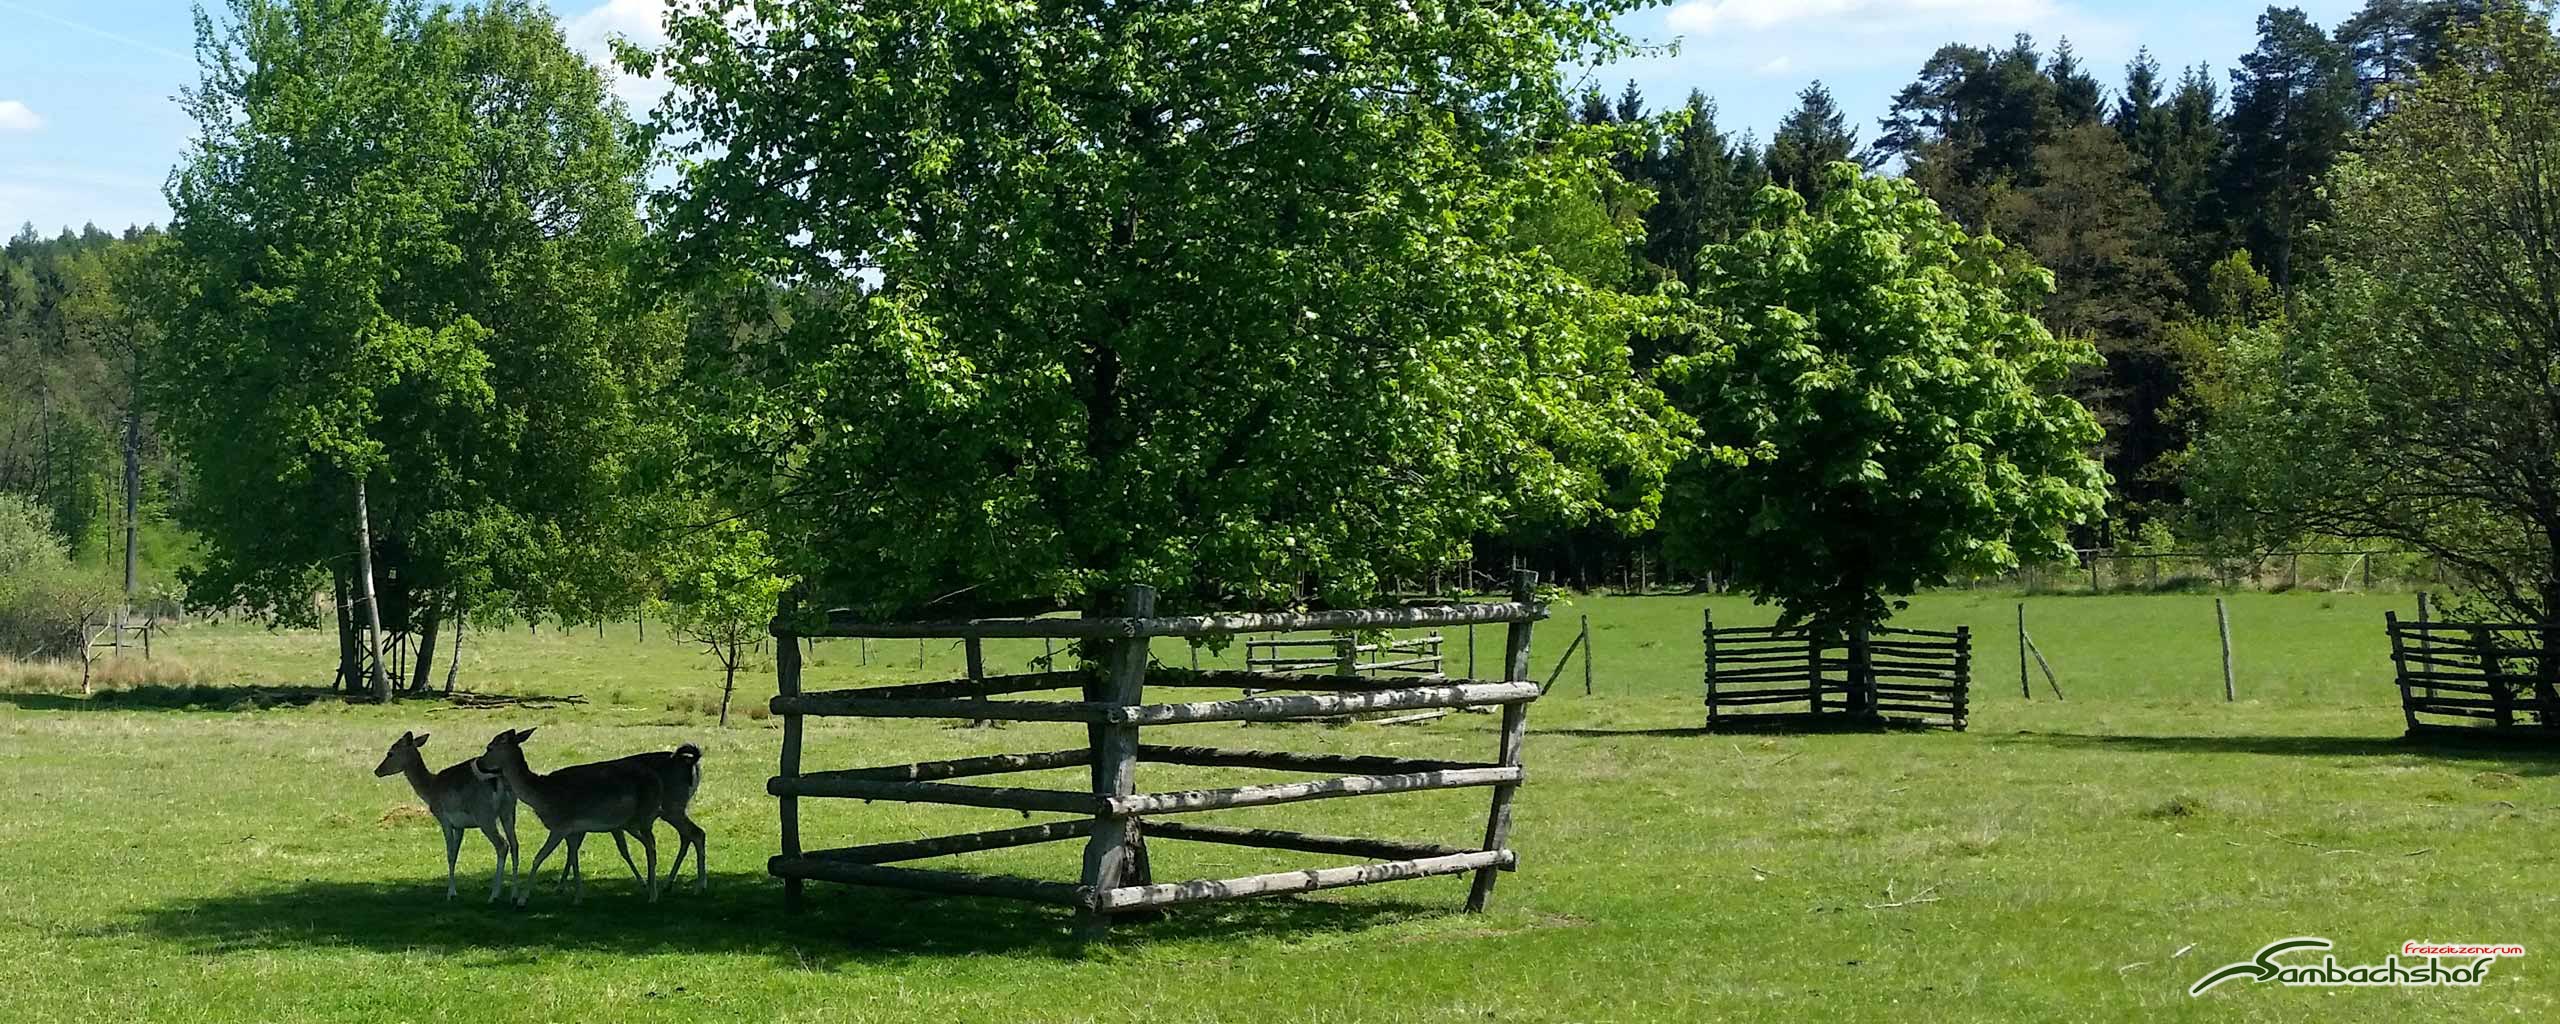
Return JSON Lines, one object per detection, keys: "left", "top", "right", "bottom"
{"left": 557, "top": 744, "right": 708, "bottom": 896}
{"left": 479, "top": 727, "right": 665, "bottom": 906}
{"left": 373, "top": 731, "right": 518, "bottom": 902}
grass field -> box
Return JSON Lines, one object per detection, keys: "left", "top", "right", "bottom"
{"left": 2, "top": 591, "right": 2554, "bottom": 1022}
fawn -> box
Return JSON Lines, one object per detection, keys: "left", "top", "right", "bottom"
{"left": 479, "top": 727, "right": 665, "bottom": 905}
{"left": 373, "top": 731, "right": 519, "bottom": 902}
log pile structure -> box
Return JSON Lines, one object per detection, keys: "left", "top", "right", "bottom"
{"left": 768, "top": 573, "right": 1547, "bottom": 938}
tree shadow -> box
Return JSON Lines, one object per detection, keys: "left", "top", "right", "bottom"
{"left": 0, "top": 685, "right": 588, "bottom": 714}
{"left": 120, "top": 870, "right": 1438, "bottom": 964}
{"left": 2004, "top": 730, "right": 2560, "bottom": 776}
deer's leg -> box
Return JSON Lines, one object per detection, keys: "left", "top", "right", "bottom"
{"left": 611, "top": 831, "right": 643, "bottom": 883}
{"left": 665, "top": 811, "right": 706, "bottom": 893}
{"left": 502, "top": 803, "right": 521, "bottom": 901}
{"left": 520, "top": 832, "right": 567, "bottom": 908}
{"left": 631, "top": 825, "right": 660, "bottom": 903}
{"left": 478, "top": 822, "right": 508, "bottom": 903}
{"left": 442, "top": 825, "right": 463, "bottom": 901}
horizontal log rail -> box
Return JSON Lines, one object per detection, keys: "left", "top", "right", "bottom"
{"left": 825, "top": 748, "right": 1096, "bottom": 782}
{"left": 771, "top": 693, "right": 1115, "bottom": 722}
{"left": 1137, "top": 744, "right": 1499, "bottom": 775}
{"left": 793, "top": 602, "right": 1543, "bottom": 640}
{"left": 1149, "top": 668, "right": 1481, "bottom": 693}
{"left": 1104, "top": 766, "right": 1522, "bottom": 817}
{"left": 1089, "top": 850, "right": 1513, "bottom": 911}
{"left": 1141, "top": 821, "right": 1479, "bottom": 862}
{"left": 1107, "top": 682, "right": 1538, "bottom": 725}
{"left": 800, "top": 819, "right": 1096, "bottom": 864}
{"left": 769, "top": 773, "right": 1110, "bottom": 815}
{"left": 768, "top": 856, "right": 1090, "bottom": 906}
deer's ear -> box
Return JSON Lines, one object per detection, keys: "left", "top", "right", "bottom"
{"left": 514, "top": 727, "right": 536, "bottom": 743}
{"left": 411, "top": 733, "right": 429, "bottom": 747}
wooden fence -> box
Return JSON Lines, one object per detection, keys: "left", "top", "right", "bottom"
{"left": 768, "top": 575, "right": 1547, "bottom": 939}
{"left": 1246, "top": 633, "right": 1445, "bottom": 679}
{"left": 1702, "top": 611, "right": 1969, "bottom": 731}
{"left": 2385, "top": 614, "right": 2559, "bottom": 737}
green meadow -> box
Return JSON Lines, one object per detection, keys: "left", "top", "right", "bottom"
{"left": 1, "top": 590, "right": 2552, "bottom": 1022}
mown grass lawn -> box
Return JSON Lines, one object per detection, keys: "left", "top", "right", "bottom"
{"left": 1, "top": 591, "right": 2553, "bottom": 1022}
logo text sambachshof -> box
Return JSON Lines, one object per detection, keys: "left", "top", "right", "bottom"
{"left": 2190, "top": 937, "right": 2525, "bottom": 996}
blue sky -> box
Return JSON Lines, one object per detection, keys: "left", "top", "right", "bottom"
{"left": 0, "top": 0, "right": 2368, "bottom": 235}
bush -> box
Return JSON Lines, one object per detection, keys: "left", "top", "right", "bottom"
{"left": 0, "top": 494, "right": 118, "bottom": 660}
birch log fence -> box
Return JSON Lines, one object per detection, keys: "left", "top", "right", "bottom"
{"left": 1701, "top": 610, "right": 1969, "bottom": 731}
{"left": 768, "top": 574, "right": 1548, "bottom": 939}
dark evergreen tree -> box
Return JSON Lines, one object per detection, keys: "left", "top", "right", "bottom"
{"left": 2218, "top": 6, "right": 2357, "bottom": 295}
{"left": 1643, "top": 90, "right": 1766, "bottom": 285}
{"left": 1768, "top": 82, "right": 1865, "bottom": 207}
{"left": 2049, "top": 38, "right": 2105, "bottom": 124}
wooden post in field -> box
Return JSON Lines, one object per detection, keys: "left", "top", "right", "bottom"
{"left": 2025, "top": 633, "right": 2064, "bottom": 700}
{"left": 353, "top": 476, "right": 392, "bottom": 702}
{"left": 965, "top": 633, "right": 989, "bottom": 728}
{"left": 1076, "top": 585, "right": 1156, "bottom": 940}
{"left": 2017, "top": 603, "right": 2030, "bottom": 700}
{"left": 2216, "top": 597, "right": 2236, "bottom": 702}
{"left": 917, "top": 637, "right": 926, "bottom": 670}
{"left": 1467, "top": 623, "right": 1476, "bottom": 679}
{"left": 1467, "top": 570, "right": 1536, "bottom": 913}
{"left": 776, "top": 616, "right": 805, "bottom": 913}
{"left": 1581, "top": 614, "right": 1592, "bottom": 696}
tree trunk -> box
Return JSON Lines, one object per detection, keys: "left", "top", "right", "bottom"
{"left": 444, "top": 611, "right": 464, "bottom": 694}
{"left": 331, "top": 570, "right": 357, "bottom": 691}
{"left": 353, "top": 478, "right": 392, "bottom": 702}
{"left": 408, "top": 600, "right": 440, "bottom": 694}
{"left": 118, "top": 385, "right": 140, "bottom": 651}
{"left": 718, "top": 645, "right": 737, "bottom": 727}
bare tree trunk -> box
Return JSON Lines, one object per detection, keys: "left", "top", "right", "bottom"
{"left": 117, "top": 383, "right": 140, "bottom": 652}
{"left": 408, "top": 599, "right": 440, "bottom": 694}
{"left": 444, "top": 610, "right": 463, "bottom": 694}
{"left": 331, "top": 569, "right": 356, "bottom": 691}
{"left": 353, "top": 478, "right": 391, "bottom": 702}
{"left": 718, "top": 643, "right": 738, "bottom": 727}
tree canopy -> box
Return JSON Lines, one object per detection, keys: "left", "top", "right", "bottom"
{"left": 153, "top": 0, "right": 676, "bottom": 678}
{"left": 1658, "top": 166, "right": 2109, "bottom": 631}
{"left": 2183, "top": 5, "right": 2560, "bottom": 624}
{"left": 645, "top": 0, "right": 1682, "bottom": 618}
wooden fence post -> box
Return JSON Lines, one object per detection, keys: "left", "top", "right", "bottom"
{"left": 1076, "top": 585, "right": 1156, "bottom": 940}
{"left": 1467, "top": 571, "right": 1537, "bottom": 913}
{"left": 2477, "top": 626, "right": 2514, "bottom": 728}
{"left": 2416, "top": 592, "right": 2435, "bottom": 698}
{"left": 2017, "top": 603, "right": 2030, "bottom": 700}
{"left": 1580, "top": 614, "right": 1592, "bottom": 697}
{"left": 1702, "top": 607, "right": 1718, "bottom": 731}
{"left": 2216, "top": 598, "right": 2236, "bottom": 703}
{"left": 2386, "top": 611, "right": 2418, "bottom": 733}
{"left": 777, "top": 624, "right": 805, "bottom": 913}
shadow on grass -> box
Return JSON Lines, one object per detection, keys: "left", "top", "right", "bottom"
{"left": 1546, "top": 715, "right": 1954, "bottom": 739}
{"left": 2007, "top": 730, "right": 2560, "bottom": 775}
{"left": 0, "top": 685, "right": 588, "bottom": 714}
{"left": 121, "top": 870, "right": 1437, "bottom": 964}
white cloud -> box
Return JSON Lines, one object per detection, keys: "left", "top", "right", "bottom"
{"left": 1667, "top": 0, "right": 2060, "bottom": 36}
{"left": 563, "top": 0, "right": 671, "bottom": 114}
{"left": 1755, "top": 56, "right": 1793, "bottom": 75}
{"left": 0, "top": 101, "right": 43, "bottom": 135}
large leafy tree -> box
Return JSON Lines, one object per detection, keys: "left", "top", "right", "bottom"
{"left": 1658, "top": 166, "right": 2107, "bottom": 658}
{"left": 154, "top": 0, "right": 674, "bottom": 695}
{"left": 644, "top": 0, "right": 1680, "bottom": 618}
{"left": 2185, "top": 6, "right": 2560, "bottom": 680}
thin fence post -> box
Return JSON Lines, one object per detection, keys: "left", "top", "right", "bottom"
{"left": 2017, "top": 603, "right": 2030, "bottom": 700}
{"left": 2216, "top": 598, "right": 2236, "bottom": 703}
{"left": 1467, "top": 623, "right": 1476, "bottom": 679}
{"left": 1703, "top": 607, "right": 1718, "bottom": 731}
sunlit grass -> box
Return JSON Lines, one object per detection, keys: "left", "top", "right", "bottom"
{"left": 0, "top": 591, "right": 2551, "bottom": 1022}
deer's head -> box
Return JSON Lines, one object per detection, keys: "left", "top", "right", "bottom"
{"left": 374, "top": 731, "right": 428, "bottom": 777}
